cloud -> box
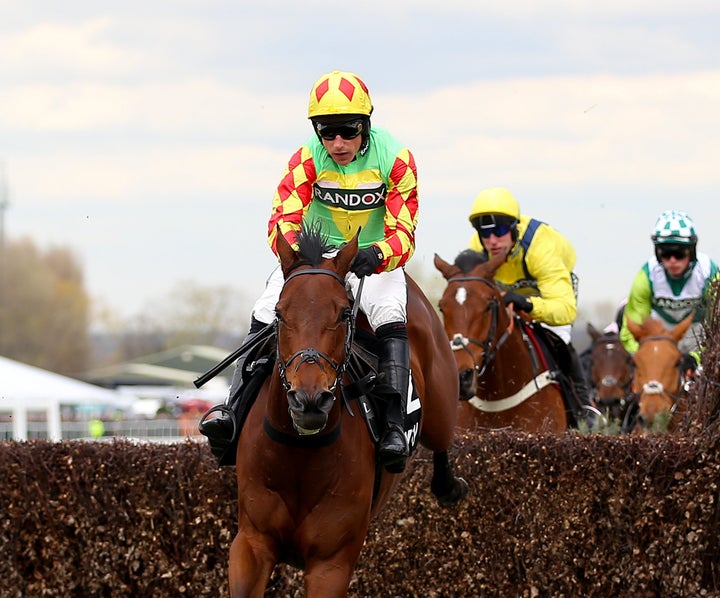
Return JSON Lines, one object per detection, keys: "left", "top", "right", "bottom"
{"left": 2, "top": 3, "right": 719, "bottom": 321}
{"left": 4, "top": 70, "right": 719, "bottom": 206}
{"left": 0, "top": 18, "right": 144, "bottom": 77}
{"left": 9, "top": 144, "right": 287, "bottom": 202}
{"left": 1, "top": 79, "right": 303, "bottom": 133}
{"left": 384, "top": 71, "right": 720, "bottom": 188}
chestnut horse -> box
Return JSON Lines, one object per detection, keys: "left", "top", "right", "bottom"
{"left": 434, "top": 250, "right": 568, "bottom": 433}
{"left": 229, "top": 228, "right": 468, "bottom": 597}
{"left": 585, "top": 323, "right": 634, "bottom": 427}
{"left": 626, "top": 312, "right": 695, "bottom": 432}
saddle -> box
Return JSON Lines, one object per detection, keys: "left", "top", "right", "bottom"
{"left": 203, "top": 325, "right": 421, "bottom": 467}
{"left": 519, "top": 319, "right": 585, "bottom": 428}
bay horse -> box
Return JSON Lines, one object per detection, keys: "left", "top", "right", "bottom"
{"left": 433, "top": 250, "right": 568, "bottom": 433}
{"left": 625, "top": 312, "right": 695, "bottom": 433}
{"left": 585, "top": 323, "right": 634, "bottom": 427}
{"left": 229, "top": 227, "right": 468, "bottom": 597}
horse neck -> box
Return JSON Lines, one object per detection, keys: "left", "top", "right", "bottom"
{"left": 480, "top": 312, "right": 538, "bottom": 394}
{"left": 263, "top": 370, "right": 295, "bottom": 433}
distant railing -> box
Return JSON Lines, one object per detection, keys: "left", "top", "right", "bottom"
{"left": 0, "top": 418, "right": 204, "bottom": 443}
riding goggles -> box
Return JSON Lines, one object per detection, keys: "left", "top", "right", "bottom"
{"left": 657, "top": 245, "right": 690, "bottom": 260}
{"left": 314, "top": 119, "right": 365, "bottom": 141}
{"left": 479, "top": 223, "right": 514, "bottom": 239}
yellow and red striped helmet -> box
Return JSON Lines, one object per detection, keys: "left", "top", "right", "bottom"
{"left": 308, "top": 71, "right": 373, "bottom": 119}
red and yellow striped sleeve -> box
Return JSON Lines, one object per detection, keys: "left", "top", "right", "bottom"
{"left": 267, "top": 146, "right": 317, "bottom": 255}
{"left": 376, "top": 148, "right": 419, "bottom": 271}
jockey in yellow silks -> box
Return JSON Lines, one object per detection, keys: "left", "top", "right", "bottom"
{"left": 467, "top": 187, "right": 592, "bottom": 421}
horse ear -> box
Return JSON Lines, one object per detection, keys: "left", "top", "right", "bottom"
{"left": 336, "top": 230, "right": 360, "bottom": 275}
{"left": 276, "top": 226, "right": 299, "bottom": 275}
{"left": 587, "top": 322, "right": 600, "bottom": 340}
{"left": 672, "top": 310, "right": 695, "bottom": 342}
{"left": 433, "top": 254, "right": 455, "bottom": 280}
{"left": 485, "top": 251, "right": 506, "bottom": 276}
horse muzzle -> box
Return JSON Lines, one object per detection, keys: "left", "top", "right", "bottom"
{"left": 287, "top": 389, "right": 335, "bottom": 435}
{"left": 458, "top": 368, "right": 477, "bottom": 401}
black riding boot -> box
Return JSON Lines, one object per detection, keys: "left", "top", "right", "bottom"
{"left": 376, "top": 325, "right": 410, "bottom": 473}
{"left": 567, "top": 342, "right": 595, "bottom": 425}
{"left": 198, "top": 317, "right": 267, "bottom": 446}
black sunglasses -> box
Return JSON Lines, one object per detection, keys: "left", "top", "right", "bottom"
{"left": 314, "top": 119, "right": 364, "bottom": 141}
{"left": 658, "top": 246, "right": 690, "bottom": 260}
{"left": 479, "top": 223, "right": 514, "bottom": 239}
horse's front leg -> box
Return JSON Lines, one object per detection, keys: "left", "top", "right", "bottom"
{"left": 228, "top": 531, "right": 276, "bottom": 598}
{"left": 303, "top": 549, "right": 363, "bottom": 598}
{"left": 430, "top": 450, "right": 469, "bottom": 508}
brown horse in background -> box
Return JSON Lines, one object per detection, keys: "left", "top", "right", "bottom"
{"left": 585, "top": 322, "right": 634, "bottom": 429}
{"left": 229, "top": 227, "right": 467, "bottom": 597}
{"left": 434, "top": 250, "right": 568, "bottom": 434}
{"left": 626, "top": 313, "right": 695, "bottom": 433}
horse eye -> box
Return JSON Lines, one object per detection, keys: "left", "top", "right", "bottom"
{"left": 340, "top": 307, "right": 352, "bottom": 322}
{"left": 274, "top": 307, "right": 284, "bottom": 323}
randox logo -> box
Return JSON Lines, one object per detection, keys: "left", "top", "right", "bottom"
{"left": 653, "top": 296, "right": 702, "bottom": 311}
{"left": 313, "top": 183, "right": 386, "bottom": 210}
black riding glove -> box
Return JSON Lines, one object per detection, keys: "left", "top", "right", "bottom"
{"left": 350, "top": 246, "right": 383, "bottom": 278}
{"left": 502, "top": 291, "right": 533, "bottom": 313}
{"left": 681, "top": 352, "right": 698, "bottom": 373}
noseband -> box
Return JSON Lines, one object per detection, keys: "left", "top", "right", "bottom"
{"left": 447, "top": 275, "right": 513, "bottom": 376}
{"left": 276, "top": 268, "right": 354, "bottom": 394}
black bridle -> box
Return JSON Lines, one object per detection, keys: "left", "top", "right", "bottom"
{"left": 446, "top": 275, "right": 513, "bottom": 377}
{"left": 275, "top": 268, "right": 355, "bottom": 395}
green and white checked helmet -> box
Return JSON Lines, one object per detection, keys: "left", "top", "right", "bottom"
{"left": 651, "top": 210, "right": 697, "bottom": 246}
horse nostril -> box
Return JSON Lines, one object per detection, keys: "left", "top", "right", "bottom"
{"left": 459, "top": 369, "right": 474, "bottom": 388}
{"left": 287, "top": 390, "right": 306, "bottom": 411}
{"left": 314, "top": 390, "right": 336, "bottom": 414}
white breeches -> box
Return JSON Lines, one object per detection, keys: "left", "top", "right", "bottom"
{"left": 542, "top": 323, "right": 572, "bottom": 345}
{"left": 251, "top": 265, "right": 408, "bottom": 331}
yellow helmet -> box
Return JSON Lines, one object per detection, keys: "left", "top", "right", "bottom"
{"left": 468, "top": 187, "right": 521, "bottom": 223}
{"left": 308, "top": 71, "right": 373, "bottom": 119}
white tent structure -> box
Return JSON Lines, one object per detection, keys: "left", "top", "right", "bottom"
{"left": 0, "top": 356, "right": 135, "bottom": 441}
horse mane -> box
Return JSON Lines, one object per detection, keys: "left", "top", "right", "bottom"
{"left": 454, "top": 249, "right": 488, "bottom": 273}
{"left": 294, "top": 222, "right": 336, "bottom": 268}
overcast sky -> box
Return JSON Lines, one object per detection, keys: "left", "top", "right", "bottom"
{"left": 2, "top": 1, "right": 719, "bottom": 331}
